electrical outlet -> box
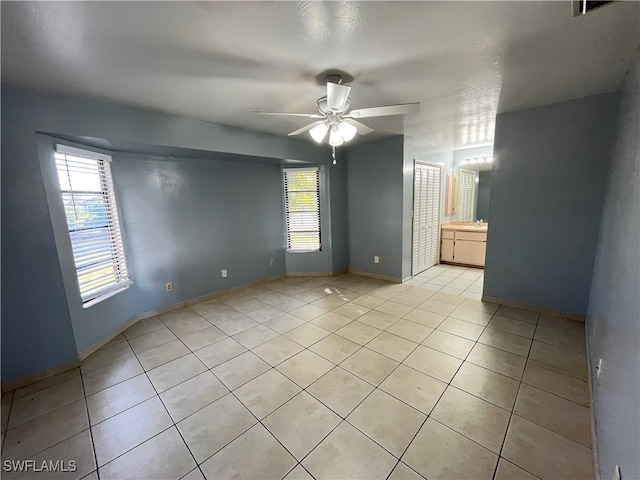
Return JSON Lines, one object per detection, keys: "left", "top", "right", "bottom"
{"left": 165, "top": 282, "right": 173, "bottom": 292}
{"left": 221, "top": 269, "right": 228, "bottom": 278}
{"left": 374, "top": 256, "right": 383, "bottom": 264}
{"left": 596, "top": 358, "right": 603, "bottom": 378}
{"left": 269, "top": 259, "right": 275, "bottom": 266}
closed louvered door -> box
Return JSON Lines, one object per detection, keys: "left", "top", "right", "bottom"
{"left": 412, "top": 162, "right": 442, "bottom": 276}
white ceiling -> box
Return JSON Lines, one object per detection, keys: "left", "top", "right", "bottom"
{"left": 2, "top": 1, "right": 638, "bottom": 150}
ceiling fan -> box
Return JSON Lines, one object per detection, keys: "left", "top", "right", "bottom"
{"left": 252, "top": 74, "right": 420, "bottom": 147}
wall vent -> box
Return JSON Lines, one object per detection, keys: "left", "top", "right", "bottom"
{"left": 573, "top": 0, "right": 615, "bottom": 16}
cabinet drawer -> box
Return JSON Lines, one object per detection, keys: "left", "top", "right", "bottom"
{"left": 455, "top": 231, "right": 487, "bottom": 242}
{"left": 441, "top": 230, "right": 455, "bottom": 240}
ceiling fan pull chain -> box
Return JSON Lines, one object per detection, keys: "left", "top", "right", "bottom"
{"left": 332, "top": 146, "right": 337, "bottom": 165}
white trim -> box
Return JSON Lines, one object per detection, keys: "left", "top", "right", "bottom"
{"left": 54, "top": 147, "right": 131, "bottom": 306}
{"left": 585, "top": 325, "right": 600, "bottom": 479}
{"left": 82, "top": 281, "right": 132, "bottom": 308}
{"left": 346, "top": 268, "right": 403, "bottom": 283}
{"left": 56, "top": 144, "right": 112, "bottom": 162}
{"left": 481, "top": 294, "right": 587, "bottom": 321}
{"left": 282, "top": 166, "right": 322, "bottom": 252}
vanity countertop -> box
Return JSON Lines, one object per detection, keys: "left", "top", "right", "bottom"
{"left": 442, "top": 222, "right": 488, "bottom": 233}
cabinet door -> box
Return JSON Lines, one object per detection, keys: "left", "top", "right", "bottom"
{"left": 470, "top": 241, "right": 486, "bottom": 266}
{"left": 454, "top": 240, "right": 472, "bottom": 264}
{"left": 441, "top": 239, "right": 454, "bottom": 262}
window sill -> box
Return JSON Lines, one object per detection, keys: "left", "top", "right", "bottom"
{"left": 82, "top": 282, "right": 132, "bottom": 309}
{"left": 287, "top": 249, "right": 322, "bottom": 254}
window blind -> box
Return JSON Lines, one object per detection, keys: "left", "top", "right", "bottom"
{"left": 55, "top": 145, "right": 131, "bottom": 305}
{"left": 283, "top": 168, "right": 321, "bottom": 252}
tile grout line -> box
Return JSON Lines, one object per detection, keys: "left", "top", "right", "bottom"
{"left": 2, "top": 376, "right": 95, "bottom": 470}
{"left": 0, "top": 391, "right": 15, "bottom": 456}
{"left": 8, "top": 272, "right": 593, "bottom": 480}
{"left": 422, "top": 302, "right": 526, "bottom": 475}
{"left": 79, "top": 367, "right": 101, "bottom": 480}
{"left": 85, "top": 284, "right": 497, "bottom": 473}
{"left": 106, "top": 335, "right": 180, "bottom": 472}
{"left": 490, "top": 309, "right": 541, "bottom": 480}
{"left": 116, "top": 280, "right": 373, "bottom": 476}
{"left": 99, "top": 306, "right": 586, "bottom": 478}
{"left": 91, "top": 327, "right": 209, "bottom": 477}
{"left": 299, "top": 318, "right": 448, "bottom": 470}
{"left": 221, "top": 296, "right": 434, "bottom": 475}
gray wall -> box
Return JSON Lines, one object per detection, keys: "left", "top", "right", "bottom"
{"left": 476, "top": 170, "right": 492, "bottom": 222}
{"left": 329, "top": 157, "right": 349, "bottom": 273}
{"left": 485, "top": 93, "right": 618, "bottom": 315}
{"left": 39, "top": 145, "right": 287, "bottom": 357}
{"left": 587, "top": 54, "right": 640, "bottom": 480}
{"left": 1, "top": 84, "right": 327, "bottom": 383}
{"left": 347, "top": 136, "right": 405, "bottom": 279}
{"left": 1, "top": 108, "right": 79, "bottom": 382}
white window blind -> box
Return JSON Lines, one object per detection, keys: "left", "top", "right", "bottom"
{"left": 55, "top": 145, "right": 131, "bottom": 305}
{"left": 283, "top": 168, "right": 321, "bottom": 252}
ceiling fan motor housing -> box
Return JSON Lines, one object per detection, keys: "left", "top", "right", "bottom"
{"left": 316, "top": 97, "right": 351, "bottom": 117}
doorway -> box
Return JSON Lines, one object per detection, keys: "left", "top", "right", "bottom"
{"left": 412, "top": 161, "right": 442, "bottom": 276}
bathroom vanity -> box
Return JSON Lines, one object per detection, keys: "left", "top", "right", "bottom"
{"left": 441, "top": 222, "right": 488, "bottom": 267}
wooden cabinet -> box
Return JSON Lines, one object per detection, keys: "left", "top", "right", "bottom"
{"left": 440, "top": 227, "right": 487, "bottom": 267}
{"left": 470, "top": 241, "right": 486, "bottom": 265}
{"left": 441, "top": 239, "right": 454, "bottom": 262}
{"left": 454, "top": 239, "right": 473, "bottom": 264}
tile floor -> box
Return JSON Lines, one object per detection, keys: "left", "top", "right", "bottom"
{"left": 0, "top": 271, "right": 593, "bottom": 480}
{"left": 406, "top": 264, "right": 485, "bottom": 299}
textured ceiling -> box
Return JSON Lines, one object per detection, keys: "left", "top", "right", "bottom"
{"left": 2, "top": 1, "right": 638, "bottom": 150}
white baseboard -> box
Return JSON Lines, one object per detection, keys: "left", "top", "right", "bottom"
{"left": 347, "top": 268, "right": 403, "bottom": 283}
{"left": 585, "top": 320, "right": 600, "bottom": 480}
{"left": 286, "top": 270, "right": 346, "bottom": 277}
{"left": 1, "top": 359, "right": 81, "bottom": 394}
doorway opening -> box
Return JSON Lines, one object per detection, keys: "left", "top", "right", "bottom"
{"left": 412, "top": 161, "right": 443, "bottom": 276}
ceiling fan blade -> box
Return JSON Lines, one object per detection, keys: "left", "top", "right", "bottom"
{"left": 343, "top": 118, "right": 374, "bottom": 135}
{"left": 288, "top": 120, "right": 325, "bottom": 137}
{"left": 326, "top": 83, "right": 351, "bottom": 112}
{"left": 347, "top": 103, "right": 420, "bottom": 119}
{"left": 252, "top": 111, "right": 324, "bottom": 119}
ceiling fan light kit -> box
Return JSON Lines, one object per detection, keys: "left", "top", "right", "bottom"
{"left": 329, "top": 125, "right": 345, "bottom": 147}
{"left": 252, "top": 74, "right": 420, "bottom": 152}
{"left": 309, "top": 123, "right": 329, "bottom": 143}
{"left": 338, "top": 121, "right": 357, "bottom": 142}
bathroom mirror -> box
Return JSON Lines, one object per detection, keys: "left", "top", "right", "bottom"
{"left": 452, "top": 152, "right": 493, "bottom": 222}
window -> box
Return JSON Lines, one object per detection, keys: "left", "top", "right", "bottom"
{"left": 283, "top": 167, "right": 321, "bottom": 252}
{"left": 54, "top": 145, "right": 131, "bottom": 306}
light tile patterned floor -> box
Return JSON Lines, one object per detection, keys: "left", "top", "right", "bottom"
{"left": 0, "top": 270, "right": 594, "bottom": 480}
{"left": 407, "top": 264, "right": 485, "bottom": 299}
